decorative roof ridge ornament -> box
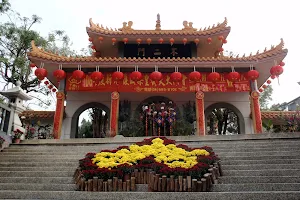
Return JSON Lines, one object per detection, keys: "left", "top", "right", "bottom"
{"left": 118, "top": 21, "right": 134, "bottom": 31}
{"left": 182, "top": 21, "right": 197, "bottom": 31}
{"left": 155, "top": 13, "right": 161, "bottom": 31}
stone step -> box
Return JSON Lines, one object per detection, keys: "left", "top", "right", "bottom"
{"left": 221, "top": 159, "right": 300, "bottom": 165}
{"left": 0, "top": 155, "right": 84, "bottom": 159}
{"left": 219, "top": 176, "right": 300, "bottom": 184}
{"left": 224, "top": 169, "right": 300, "bottom": 177}
{"left": 0, "top": 177, "right": 73, "bottom": 184}
{"left": 218, "top": 151, "right": 300, "bottom": 157}
{"left": 0, "top": 171, "right": 73, "bottom": 177}
{"left": 222, "top": 164, "right": 300, "bottom": 170}
{"left": 0, "top": 191, "right": 299, "bottom": 200}
{"left": 0, "top": 183, "right": 75, "bottom": 191}
{"left": 212, "top": 183, "right": 300, "bottom": 192}
{"left": 0, "top": 161, "right": 77, "bottom": 167}
{"left": 0, "top": 157, "right": 79, "bottom": 162}
{"left": 221, "top": 155, "right": 299, "bottom": 160}
{"left": 0, "top": 167, "right": 74, "bottom": 171}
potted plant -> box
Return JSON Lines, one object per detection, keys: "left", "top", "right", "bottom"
{"left": 117, "top": 163, "right": 134, "bottom": 181}
{"left": 13, "top": 129, "right": 23, "bottom": 144}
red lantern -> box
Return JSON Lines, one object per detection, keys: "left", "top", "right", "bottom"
{"left": 44, "top": 80, "right": 49, "bottom": 85}
{"left": 169, "top": 38, "right": 174, "bottom": 45}
{"left": 146, "top": 38, "right": 152, "bottom": 45}
{"left": 267, "top": 80, "right": 271, "bottom": 84}
{"left": 112, "top": 38, "right": 117, "bottom": 45}
{"left": 207, "top": 37, "right": 212, "bottom": 44}
{"left": 158, "top": 38, "right": 164, "bottom": 44}
{"left": 208, "top": 72, "right": 220, "bottom": 82}
{"left": 270, "top": 65, "right": 283, "bottom": 77}
{"left": 29, "top": 63, "right": 36, "bottom": 68}
{"left": 130, "top": 71, "right": 143, "bottom": 81}
{"left": 35, "top": 68, "right": 48, "bottom": 81}
{"left": 259, "top": 88, "right": 264, "bottom": 93}
{"left": 170, "top": 72, "right": 182, "bottom": 82}
{"left": 262, "top": 85, "right": 267, "bottom": 89}
{"left": 150, "top": 71, "right": 162, "bottom": 81}
{"left": 52, "top": 88, "right": 57, "bottom": 93}
{"left": 247, "top": 70, "right": 259, "bottom": 81}
{"left": 182, "top": 38, "right": 187, "bottom": 45}
{"left": 136, "top": 38, "right": 142, "bottom": 45}
{"left": 53, "top": 69, "right": 66, "bottom": 83}
{"left": 218, "top": 47, "right": 224, "bottom": 52}
{"left": 48, "top": 85, "right": 53, "bottom": 89}
{"left": 189, "top": 71, "right": 201, "bottom": 82}
{"left": 72, "top": 70, "right": 85, "bottom": 80}
{"left": 98, "top": 37, "right": 104, "bottom": 43}
{"left": 90, "top": 71, "right": 104, "bottom": 82}
{"left": 218, "top": 35, "right": 224, "bottom": 41}
{"left": 194, "top": 38, "right": 200, "bottom": 45}
{"left": 88, "top": 37, "right": 93, "bottom": 42}
{"left": 91, "top": 45, "right": 96, "bottom": 50}
{"left": 280, "top": 61, "right": 285, "bottom": 66}
{"left": 271, "top": 75, "right": 276, "bottom": 79}
{"left": 222, "top": 39, "right": 227, "bottom": 44}
{"left": 123, "top": 38, "right": 128, "bottom": 44}
{"left": 227, "top": 71, "right": 241, "bottom": 82}
{"left": 112, "top": 71, "right": 124, "bottom": 81}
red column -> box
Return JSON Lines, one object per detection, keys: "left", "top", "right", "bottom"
{"left": 110, "top": 91, "right": 120, "bottom": 137}
{"left": 195, "top": 91, "right": 205, "bottom": 136}
{"left": 250, "top": 91, "right": 262, "bottom": 133}
{"left": 53, "top": 92, "right": 65, "bottom": 139}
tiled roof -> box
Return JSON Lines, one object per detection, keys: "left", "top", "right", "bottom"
{"left": 20, "top": 111, "right": 54, "bottom": 119}
{"left": 261, "top": 111, "right": 298, "bottom": 119}
{"left": 28, "top": 39, "right": 287, "bottom": 64}
{"left": 87, "top": 18, "right": 230, "bottom": 36}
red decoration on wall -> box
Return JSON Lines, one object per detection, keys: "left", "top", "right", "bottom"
{"left": 90, "top": 71, "right": 104, "bottom": 82}
{"left": 247, "top": 70, "right": 259, "bottom": 81}
{"left": 112, "top": 38, "right": 117, "bottom": 45}
{"left": 169, "top": 38, "right": 174, "bottom": 45}
{"left": 222, "top": 39, "right": 227, "bottom": 44}
{"left": 53, "top": 69, "right": 66, "bottom": 83}
{"left": 218, "top": 35, "right": 224, "bottom": 41}
{"left": 258, "top": 88, "right": 263, "bottom": 93}
{"left": 112, "top": 71, "right": 124, "bottom": 81}
{"left": 48, "top": 85, "right": 53, "bottom": 89}
{"left": 218, "top": 47, "right": 224, "bottom": 52}
{"left": 52, "top": 88, "right": 57, "bottom": 93}
{"left": 136, "top": 38, "right": 142, "bottom": 45}
{"left": 29, "top": 63, "right": 36, "bottom": 68}
{"left": 271, "top": 75, "right": 276, "bottom": 79}
{"left": 194, "top": 38, "right": 200, "bottom": 45}
{"left": 182, "top": 38, "right": 187, "bottom": 45}
{"left": 150, "top": 71, "right": 163, "bottom": 81}
{"left": 208, "top": 72, "right": 220, "bottom": 82}
{"left": 146, "top": 38, "right": 152, "bottom": 45}
{"left": 267, "top": 80, "right": 271, "bottom": 84}
{"left": 280, "top": 61, "right": 285, "bottom": 66}
{"left": 207, "top": 37, "right": 212, "bottom": 44}
{"left": 91, "top": 45, "right": 96, "bottom": 50}
{"left": 98, "top": 37, "right": 104, "bottom": 42}
{"left": 35, "top": 68, "right": 48, "bottom": 81}
{"left": 189, "top": 71, "right": 201, "bottom": 82}
{"left": 110, "top": 91, "right": 120, "bottom": 137}
{"left": 130, "top": 71, "right": 143, "bottom": 81}
{"left": 158, "top": 38, "right": 164, "bottom": 44}
{"left": 262, "top": 85, "right": 267, "bottom": 89}
{"left": 195, "top": 91, "right": 205, "bottom": 136}
{"left": 44, "top": 80, "right": 49, "bottom": 85}
{"left": 53, "top": 92, "right": 65, "bottom": 139}
{"left": 88, "top": 37, "right": 93, "bottom": 42}
{"left": 251, "top": 91, "right": 263, "bottom": 133}
{"left": 270, "top": 65, "right": 283, "bottom": 77}
{"left": 227, "top": 71, "right": 241, "bottom": 82}
{"left": 123, "top": 38, "right": 128, "bottom": 44}
{"left": 170, "top": 72, "right": 182, "bottom": 82}
{"left": 72, "top": 70, "right": 85, "bottom": 80}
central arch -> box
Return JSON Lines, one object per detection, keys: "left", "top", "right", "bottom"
{"left": 205, "top": 102, "right": 245, "bottom": 135}
{"left": 70, "top": 102, "right": 110, "bottom": 138}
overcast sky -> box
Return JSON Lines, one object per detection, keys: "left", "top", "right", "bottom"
{"left": 7, "top": 0, "right": 300, "bottom": 106}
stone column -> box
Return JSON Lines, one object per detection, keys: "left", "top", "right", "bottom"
{"left": 250, "top": 91, "right": 262, "bottom": 133}
{"left": 195, "top": 91, "right": 205, "bottom": 136}
{"left": 53, "top": 92, "right": 65, "bottom": 139}
{"left": 109, "top": 91, "right": 120, "bottom": 137}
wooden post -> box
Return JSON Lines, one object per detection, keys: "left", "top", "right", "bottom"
{"left": 183, "top": 178, "right": 187, "bottom": 192}
{"left": 110, "top": 91, "right": 120, "bottom": 136}
{"left": 166, "top": 178, "right": 170, "bottom": 192}
{"left": 93, "top": 177, "right": 98, "bottom": 192}
{"left": 108, "top": 179, "right": 112, "bottom": 192}
{"left": 118, "top": 179, "right": 122, "bottom": 191}
{"left": 126, "top": 180, "right": 130, "bottom": 191}
{"left": 218, "top": 161, "right": 224, "bottom": 176}
{"left": 208, "top": 168, "right": 216, "bottom": 184}
{"left": 187, "top": 176, "right": 192, "bottom": 192}
{"left": 134, "top": 169, "right": 138, "bottom": 183}
{"left": 122, "top": 182, "right": 127, "bottom": 192}
{"left": 192, "top": 179, "right": 197, "bottom": 192}
{"left": 197, "top": 181, "right": 203, "bottom": 192}
{"left": 140, "top": 169, "right": 144, "bottom": 183}
{"left": 162, "top": 175, "right": 167, "bottom": 192}
{"left": 131, "top": 177, "right": 136, "bottom": 191}
{"left": 204, "top": 174, "right": 211, "bottom": 191}
{"left": 174, "top": 178, "right": 179, "bottom": 192}
{"left": 144, "top": 171, "right": 148, "bottom": 184}
{"left": 154, "top": 174, "right": 159, "bottom": 191}
{"left": 103, "top": 182, "right": 108, "bottom": 192}
{"left": 97, "top": 179, "right": 103, "bottom": 192}
{"left": 201, "top": 178, "right": 207, "bottom": 192}
{"left": 88, "top": 179, "right": 93, "bottom": 191}
{"left": 85, "top": 181, "right": 88, "bottom": 191}
{"left": 178, "top": 176, "right": 183, "bottom": 192}
{"left": 113, "top": 177, "right": 118, "bottom": 191}
{"left": 170, "top": 175, "right": 175, "bottom": 191}
{"left": 158, "top": 178, "right": 162, "bottom": 192}
{"left": 195, "top": 91, "right": 205, "bottom": 135}
{"left": 80, "top": 178, "right": 85, "bottom": 191}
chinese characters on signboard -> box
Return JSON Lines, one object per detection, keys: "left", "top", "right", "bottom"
{"left": 66, "top": 72, "right": 250, "bottom": 93}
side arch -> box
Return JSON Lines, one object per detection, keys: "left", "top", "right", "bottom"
{"left": 70, "top": 102, "right": 110, "bottom": 138}
{"left": 204, "top": 102, "right": 245, "bottom": 134}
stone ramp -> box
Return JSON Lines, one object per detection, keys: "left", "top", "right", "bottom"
{"left": 0, "top": 133, "right": 300, "bottom": 199}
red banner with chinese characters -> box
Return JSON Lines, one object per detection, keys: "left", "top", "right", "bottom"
{"left": 65, "top": 72, "right": 250, "bottom": 92}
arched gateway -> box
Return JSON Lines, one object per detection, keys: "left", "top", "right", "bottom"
{"left": 27, "top": 15, "right": 288, "bottom": 139}
{"left": 70, "top": 102, "right": 110, "bottom": 138}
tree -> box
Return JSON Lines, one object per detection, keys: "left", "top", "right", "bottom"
{"left": 269, "top": 102, "right": 286, "bottom": 111}
{"left": 0, "top": 8, "right": 79, "bottom": 108}
{"left": 259, "top": 85, "right": 273, "bottom": 110}
{"left": 78, "top": 118, "right": 92, "bottom": 138}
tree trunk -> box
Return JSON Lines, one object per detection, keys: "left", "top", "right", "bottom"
{"left": 222, "top": 110, "right": 229, "bottom": 135}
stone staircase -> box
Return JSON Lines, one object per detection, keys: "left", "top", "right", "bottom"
{"left": 0, "top": 133, "right": 300, "bottom": 199}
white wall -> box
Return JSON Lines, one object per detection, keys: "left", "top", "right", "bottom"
{"left": 62, "top": 91, "right": 253, "bottom": 138}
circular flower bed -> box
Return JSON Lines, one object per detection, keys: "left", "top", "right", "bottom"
{"left": 77, "top": 137, "right": 219, "bottom": 184}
